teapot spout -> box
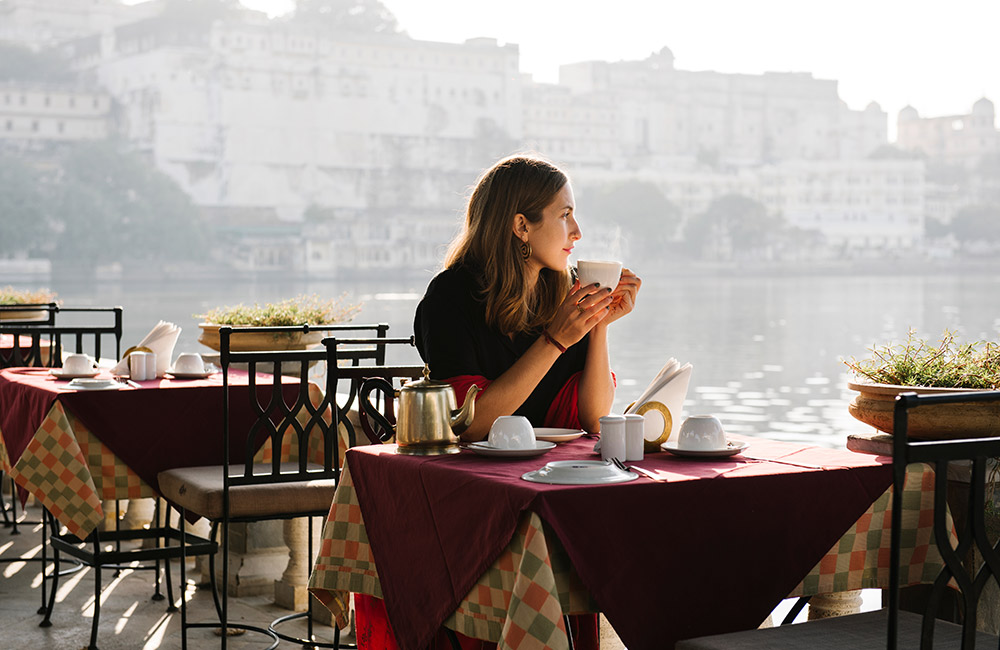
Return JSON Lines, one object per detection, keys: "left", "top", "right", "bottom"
{"left": 450, "top": 384, "right": 480, "bottom": 435}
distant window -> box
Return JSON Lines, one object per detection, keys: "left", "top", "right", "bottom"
{"left": 93, "top": 98, "right": 99, "bottom": 108}
{"left": 19, "top": 95, "right": 26, "bottom": 105}
{"left": 44, "top": 96, "right": 51, "bottom": 107}
{"left": 31, "top": 120, "right": 39, "bottom": 132}
{"left": 4, "top": 120, "right": 11, "bottom": 131}
{"left": 57, "top": 121, "right": 65, "bottom": 133}
{"left": 69, "top": 97, "right": 76, "bottom": 107}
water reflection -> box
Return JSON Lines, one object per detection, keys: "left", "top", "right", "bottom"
{"left": 44, "top": 269, "right": 1000, "bottom": 450}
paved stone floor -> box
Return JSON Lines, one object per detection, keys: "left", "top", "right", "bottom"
{"left": 0, "top": 501, "right": 351, "bottom": 650}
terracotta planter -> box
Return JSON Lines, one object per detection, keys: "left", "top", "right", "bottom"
{"left": 0, "top": 308, "right": 48, "bottom": 322}
{"left": 197, "top": 323, "right": 324, "bottom": 352}
{"left": 847, "top": 381, "right": 1000, "bottom": 439}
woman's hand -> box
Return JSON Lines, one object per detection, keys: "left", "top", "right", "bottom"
{"left": 601, "top": 268, "right": 641, "bottom": 326}
{"left": 546, "top": 280, "right": 614, "bottom": 348}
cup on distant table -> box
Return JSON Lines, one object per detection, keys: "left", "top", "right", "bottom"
{"left": 677, "top": 415, "right": 727, "bottom": 451}
{"left": 173, "top": 352, "right": 205, "bottom": 375}
{"left": 63, "top": 353, "right": 94, "bottom": 375}
{"left": 488, "top": 416, "right": 535, "bottom": 449}
{"left": 577, "top": 260, "right": 623, "bottom": 290}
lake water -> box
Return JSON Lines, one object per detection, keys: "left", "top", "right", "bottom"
{"left": 36, "top": 266, "right": 1000, "bottom": 450}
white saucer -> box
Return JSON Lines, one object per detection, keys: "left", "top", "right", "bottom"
{"left": 522, "top": 460, "right": 639, "bottom": 485}
{"left": 467, "top": 441, "right": 556, "bottom": 458}
{"left": 166, "top": 369, "right": 213, "bottom": 379}
{"left": 660, "top": 440, "right": 749, "bottom": 458}
{"left": 66, "top": 378, "right": 122, "bottom": 391}
{"left": 51, "top": 368, "right": 99, "bottom": 379}
{"left": 534, "top": 428, "right": 586, "bottom": 443}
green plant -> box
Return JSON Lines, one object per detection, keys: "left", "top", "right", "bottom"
{"left": 843, "top": 328, "right": 1000, "bottom": 389}
{"left": 0, "top": 286, "right": 57, "bottom": 305}
{"left": 196, "top": 293, "right": 362, "bottom": 326}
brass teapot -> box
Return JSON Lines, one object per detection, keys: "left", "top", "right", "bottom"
{"left": 359, "top": 365, "right": 479, "bottom": 455}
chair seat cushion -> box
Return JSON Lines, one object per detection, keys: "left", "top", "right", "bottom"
{"left": 675, "top": 609, "right": 1000, "bottom": 649}
{"left": 158, "top": 463, "right": 337, "bottom": 521}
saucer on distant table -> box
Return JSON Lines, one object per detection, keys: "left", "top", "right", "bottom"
{"left": 467, "top": 441, "right": 556, "bottom": 458}
{"left": 166, "top": 369, "right": 214, "bottom": 379}
{"left": 533, "top": 428, "right": 586, "bottom": 443}
{"left": 66, "top": 378, "right": 122, "bottom": 391}
{"left": 660, "top": 440, "right": 749, "bottom": 458}
{"left": 50, "top": 368, "right": 99, "bottom": 379}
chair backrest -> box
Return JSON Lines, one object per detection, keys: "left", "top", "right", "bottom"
{"left": 0, "top": 306, "right": 123, "bottom": 368}
{"left": 889, "top": 390, "right": 1000, "bottom": 649}
{"left": 326, "top": 336, "right": 424, "bottom": 445}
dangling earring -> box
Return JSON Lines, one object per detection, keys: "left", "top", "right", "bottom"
{"left": 519, "top": 240, "right": 531, "bottom": 260}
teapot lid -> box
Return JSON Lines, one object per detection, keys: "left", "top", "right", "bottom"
{"left": 403, "top": 364, "right": 453, "bottom": 391}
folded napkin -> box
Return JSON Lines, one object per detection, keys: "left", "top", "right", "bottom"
{"left": 111, "top": 321, "right": 181, "bottom": 378}
{"left": 625, "top": 358, "right": 692, "bottom": 446}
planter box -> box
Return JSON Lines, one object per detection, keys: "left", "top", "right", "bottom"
{"left": 197, "top": 324, "right": 324, "bottom": 352}
{"left": 847, "top": 381, "right": 1000, "bottom": 439}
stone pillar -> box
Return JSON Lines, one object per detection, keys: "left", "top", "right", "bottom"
{"left": 122, "top": 497, "right": 155, "bottom": 535}
{"left": 215, "top": 520, "right": 290, "bottom": 596}
{"left": 807, "top": 590, "right": 863, "bottom": 620}
{"left": 274, "top": 518, "right": 310, "bottom": 610}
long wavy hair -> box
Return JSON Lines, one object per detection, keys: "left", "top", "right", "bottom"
{"left": 444, "top": 155, "right": 572, "bottom": 337}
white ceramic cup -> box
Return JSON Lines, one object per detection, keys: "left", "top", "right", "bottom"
{"left": 173, "top": 352, "right": 205, "bottom": 374}
{"left": 488, "top": 416, "right": 536, "bottom": 449}
{"left": 577, "top": 260, "right": 623, "bottom": 290}
{"left": 677, "top": 415, "right": 727, "bottom": 451}
{"left": 63, "top": 353, "right": 94, "bottom": 375}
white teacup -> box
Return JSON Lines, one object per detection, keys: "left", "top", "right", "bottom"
{"left": 488, "top": 416, "right": 535, "bottom": 449}
{"left": 577, "top": 260, "right": 623, "bottom": 290}
{"left": 677, "top": 415, "right": 727, "bottom": 451}
{"left": 63, "top": 353, "right": 94, "bottom": 375}
{"left": 173, "top": 352, "right": 205, "bottom": 374}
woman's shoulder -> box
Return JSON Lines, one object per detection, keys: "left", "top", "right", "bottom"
{"left": 424, "top": 264, "right": 481, "bottom": 299}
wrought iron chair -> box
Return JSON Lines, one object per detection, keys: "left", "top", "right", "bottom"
{"left": 1, "top": 305, "right": 125, "bottom": 625}
{"left": 158, "top": 325, "right": 363, "bottom": 650}
{"left": 326, "top": 336, "right": 425, "bottom": 445}
{"left": 676, "top": 390, "right": 1000, "bottom": 650}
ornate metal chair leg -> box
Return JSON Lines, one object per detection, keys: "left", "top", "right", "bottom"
{"left": 40, "top": 512, "right": 58, "bottom": 628}
{"left": 89, "top": 536, "right": 102, "bottom": 650}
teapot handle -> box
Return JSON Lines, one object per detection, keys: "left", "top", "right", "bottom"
{"left": 359, "top": 377, "right": 396, "bottom": 445}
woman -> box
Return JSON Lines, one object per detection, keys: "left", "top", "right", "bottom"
{"left": 414, "top": 154, "right": 640, "bottom": 438}
{"left": 357, "top": 154, "right": 640, "bottom": 650}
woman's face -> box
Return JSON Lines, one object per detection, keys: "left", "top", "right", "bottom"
{"left": 521, "top": 183, "right": 582, "bottom": 274}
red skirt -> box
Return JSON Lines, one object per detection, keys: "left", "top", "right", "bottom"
{"left": 355, "top": 594, "right": 599, "bottom": 650}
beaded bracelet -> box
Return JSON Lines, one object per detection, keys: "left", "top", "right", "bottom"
{"left": 542, "top": 330, "right": 567, "bottom": 354}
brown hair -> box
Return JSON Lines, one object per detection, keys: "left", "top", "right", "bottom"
{"left": 444, "top": 154, "right": 572, "bottom": 337}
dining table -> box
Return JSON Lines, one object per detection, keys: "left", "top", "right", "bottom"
{"left": 0, "top": 366, "right": 334, "bottom": 539}
{"left": 308, "top": 435, "right": 951, "bottom": 650}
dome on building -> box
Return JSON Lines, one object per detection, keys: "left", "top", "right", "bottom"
{"left": 865, "top": 101, "right": 882, "bottom": 113}
{"left": 898, "top": 105, "right": 919, "bottom": 121}
{"left": 972, "top": 96, "right": 995, "bottom": 116}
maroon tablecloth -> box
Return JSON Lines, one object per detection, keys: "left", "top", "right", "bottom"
{"left": 0, "top": 367, "right": 299, "bottom": 494}
{"left": 345, "top": 436, "right": 892, "bottom": 650}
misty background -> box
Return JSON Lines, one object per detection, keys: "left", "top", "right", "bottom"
{"left": 2, "top": 0, "right": 999, "bottom": 446}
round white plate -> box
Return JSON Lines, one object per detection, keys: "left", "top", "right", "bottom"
{"left": 522, "top": 460, "right": 639, "bottom": 485}
{"left": 166, "top": 369, "right": 213, "bottom": 379}
{"left": 66, "top": 378, "right": 122, "bottom": 391}
{"left": 534, "top": 428, "right": 586, "bottom": 443}
{"left": 51, "top": 369, "right": 99, "bottom": 379}
{"left": 660, "top": 440, "right": 749, "bottom": 458}
{"left": 467, "top": 441, "right": 556, "bottom": 458}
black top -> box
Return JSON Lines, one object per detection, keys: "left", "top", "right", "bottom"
{"left": 414, "top": 265, "right": 589, "bottom": 425}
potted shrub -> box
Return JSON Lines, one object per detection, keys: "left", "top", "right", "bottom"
{"left": 843, "top": 329, "right": 1000, "bottom": 438}
{"left": 0, "top": 286, "right": 57, "bottom": 321}
{"left": 195, "top": 293, "right": 362, "bottom": 352}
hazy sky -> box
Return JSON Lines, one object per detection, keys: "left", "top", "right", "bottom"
{"left": 241, "top": 0, "right": 999, "bottom": 128}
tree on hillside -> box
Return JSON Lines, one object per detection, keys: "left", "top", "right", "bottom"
{"left": 0, "top": 154, "right": 52, "bottom": 256}
{"left": 55, "top": 141, "right": 208, "bottom": 264}
{"left": 293, "top": 0, "right": 401, "bottom": 34}
{"left": 578, "top": 180, "right": 681, "bottom": 260}
{"left": 0, "top": 44, "right": 76, "bottom": 84}
{"left": 683, "top": 194, "right": 780, "bottom": 260}
{"left": 950, "top": 204, "right": 1000, "bottom": 244}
